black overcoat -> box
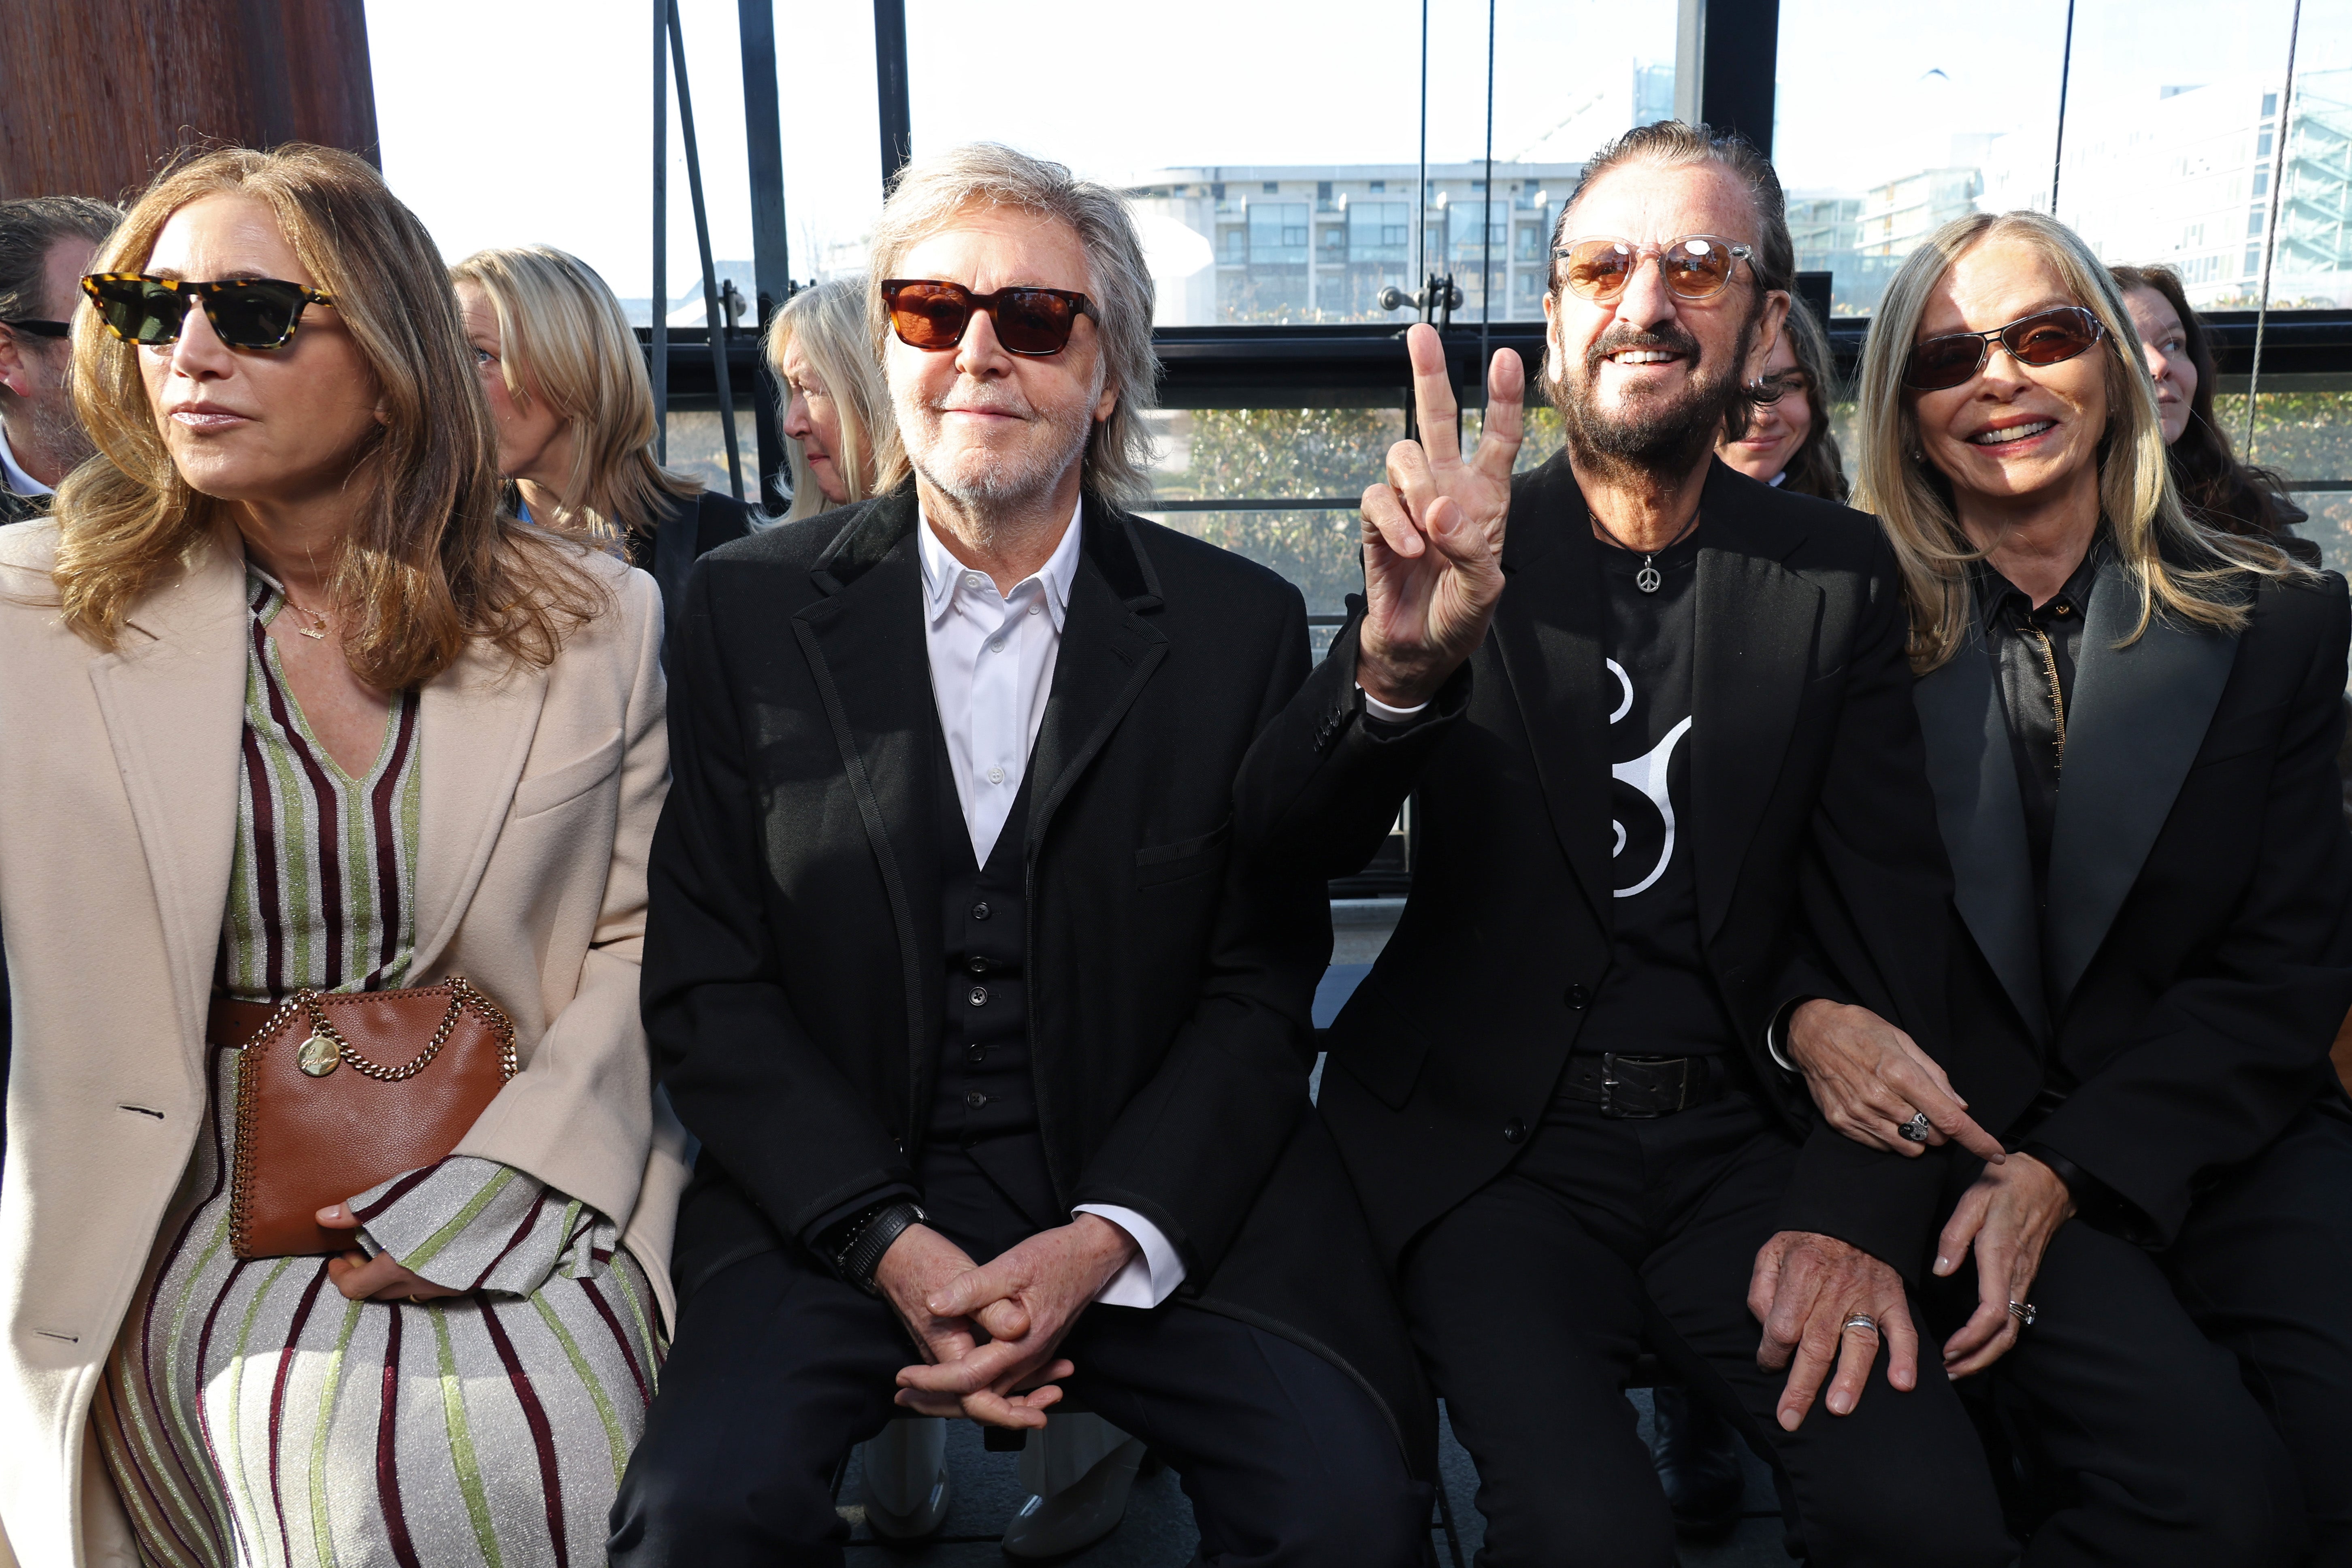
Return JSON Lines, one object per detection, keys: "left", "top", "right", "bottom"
{"left": 1234, "top": 454, "right": 1965, "bottom": 1278}
{"left": 641, "top": 487, "right": 1430, "bottom": 1467}
{"left": 1918, "top": 553, "right": 2352, "bottom": 1241}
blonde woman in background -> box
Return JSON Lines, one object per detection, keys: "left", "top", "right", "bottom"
{"left": 452, "top": 244, "right": 751, "bottom": 656}
{"left": 765, "top": 278, "right": 1148, "bottom": 1557}
{"left": 765, "top": 276, "right": 903, "bottom": 520}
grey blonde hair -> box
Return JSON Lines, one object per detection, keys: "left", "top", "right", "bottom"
{"left": 1853, "top": 210, "right": 2306, "bottom": 673}
{"left": 449, "top": 244, "right": 700, "bottom": 544}
{"left": 865, "top": 143, "right": 1159, "bottom": 509}
{"left": 765, "top": 278, "right": 905, "bottom": 521}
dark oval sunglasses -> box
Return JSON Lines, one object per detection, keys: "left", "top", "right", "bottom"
{"left": 880, "top": 279, "right": 1094, "bottom": 357}
{"left": 1553, "top": 234, "right": 1755, "bottom": 304}
{"left": 1903, "top": 305, "right": 2105, "bottom": 392}
{"left": 81, "top": 273, "right": 336, "bottom": 352}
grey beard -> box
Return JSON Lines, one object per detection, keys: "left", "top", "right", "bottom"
{"left": 1555, "top": 319, "right": 1755, "bottom": 486}
{"left": 901, "top": 395, "right": 1093, "bottom": 535}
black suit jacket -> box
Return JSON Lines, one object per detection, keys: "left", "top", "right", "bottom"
{"left": 642, "top": 487, "right": 1430, "bottom": 1466}
{"left": 1919, "top": 556, "right": 2352, "bottom": 1243}
{"left": 1235, "top": 455, "right": 1962, "bottom": 1277}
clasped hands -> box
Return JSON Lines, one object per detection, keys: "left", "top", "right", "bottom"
{"left": 875, "top": 1213, "right": 1139, "bottom": 1429}
{"left": 1784, "top": 1000, "right": 2076, "bottom": 1376}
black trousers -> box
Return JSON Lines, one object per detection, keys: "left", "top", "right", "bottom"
{"left": 1403, "top": 1089, "right": 2011, "bottom": 1568}
{"left": 1929, "top": 1101, "right": 2352, "bottom": 1567}
{"left": 609, "top": 1146, "right": 1430, "bottom": 1567}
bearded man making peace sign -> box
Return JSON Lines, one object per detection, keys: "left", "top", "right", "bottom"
{"left": 1233, "top": 122, "right": 2011, "bottom": 1567}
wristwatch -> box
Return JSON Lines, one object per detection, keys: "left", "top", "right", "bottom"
{"left": 828, "top": 1199, "right": 928, "bottom": 1296}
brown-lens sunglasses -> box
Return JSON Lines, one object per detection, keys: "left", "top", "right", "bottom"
{"left": 81, "top": 273, "right": 336, "bottom": 352}
{"left": 1903, "top": 305, "right": 2105, "bottom": 391}
{"left": 880, "top": 279, "right": 1094, "bottom": 356}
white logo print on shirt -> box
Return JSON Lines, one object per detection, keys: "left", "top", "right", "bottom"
{"left": 1606, "top": 657, "right": 1692, "bottom": 898}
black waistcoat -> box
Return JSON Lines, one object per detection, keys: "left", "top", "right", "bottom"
{"left": 918, "top": 721, "right": 1061, "bottom": 1251}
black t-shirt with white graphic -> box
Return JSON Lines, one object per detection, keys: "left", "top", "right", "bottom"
{"left": 1575, "top": 527, "right": 1740, "bottom": 1059}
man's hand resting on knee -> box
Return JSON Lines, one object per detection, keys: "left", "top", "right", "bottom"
{"left": 886, "top": 1214, "right": 1140, "bottom": 1429}
{"left": 1749, "top": 1231, "right": 1919, "bottom": 1432}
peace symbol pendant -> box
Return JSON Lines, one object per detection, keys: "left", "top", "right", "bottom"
{"left": 297, "top": 1033, "right": 340, "bottom": 1077}
{"left": 1636, "top": 560, "right": 1662, "bottom": 594}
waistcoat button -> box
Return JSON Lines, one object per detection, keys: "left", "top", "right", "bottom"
{"left": 968, "top": 957, "right": 988, "bottom": 975}
{"left": 966, "top": 1043, "right": 986, "bottom": 1064}
{"left": 1503, "top": 1118, "right": 1528, "bottom": 1143}
{"left": 966, "top": 1090, "right": 989, "bottom": 1109}
{"left": 972, "top": 902, "right": 990, "bottom": 920}
{"left": 969, "top": 985, "right": 989, "bottom": 1007}
{"left": 1564, "top": 984, "right": 1591, "bottom": 1010}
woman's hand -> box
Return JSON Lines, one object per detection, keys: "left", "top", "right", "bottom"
{"left": 316, "top": 1202, "right": 464, "bottom": 1303}
{"left": 1934, "top": 1153, "right": 2075, "bottom": 1376}
{"left": 1785, "top": 999, "right": 2007, "bottom": 1162}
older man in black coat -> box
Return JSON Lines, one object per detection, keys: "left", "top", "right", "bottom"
{"left": 607, "top": 144, "right": 1428, "bottom": 1568}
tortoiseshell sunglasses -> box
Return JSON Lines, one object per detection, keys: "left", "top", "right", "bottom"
{"left": 81, "top": 273, "right": 336, "bottom": 351}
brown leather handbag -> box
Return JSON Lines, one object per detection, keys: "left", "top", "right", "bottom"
{"left": 209, "top": 979, "right": 519, "bottom": 1259}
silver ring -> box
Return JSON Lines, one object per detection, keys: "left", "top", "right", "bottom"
{"left": 2007, "top": 1301, "right": 2036, "bottom": 1328}
{"left": 1898, "top": 1112, "right": 1933, "bottom": 1144}
{"left": 1842, "top": 1314, "right": 1879, "bottom": 1336}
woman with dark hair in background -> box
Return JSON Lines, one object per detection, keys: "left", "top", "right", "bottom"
{"left": 2111, "top": 262, "right": 2319, "bottom": 564}
{"left": 1717, "top": 294, "right": 1848, "bottom": 503}
{"left": 452, "top": 243, "right": 752, "bottom": 656}
{"left": 0, "top": 145, "right": 685, "bottom": 1566}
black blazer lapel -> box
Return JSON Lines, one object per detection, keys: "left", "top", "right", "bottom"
{"left": 1915, "top": 623, "right": 2050, "bottom": 1041}
{"left": 794, "top": 491, "right": 947, "bottom": 1130}
{"left": 1490, "top": 460, "right": 1615, "bottom": 929}
{"left": 1024, "top": 500, "right": 1170, "bottom": 857}
{"left": 2044, "top": 558, "right": 2239, "bottom": 1007}
{"left": 1689, "top": 465, "right": 1822, "bottom": 942}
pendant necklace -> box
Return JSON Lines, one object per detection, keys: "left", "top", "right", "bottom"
{"left": 1591, "top": 507, "right": 1701, "bottom": 594}
{"left": 281, "top": 593, "right": 330, "bottom": 640}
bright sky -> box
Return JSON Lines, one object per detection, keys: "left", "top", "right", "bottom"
{"left": 365, "top": 0, "right": 2340, "bottom": 297}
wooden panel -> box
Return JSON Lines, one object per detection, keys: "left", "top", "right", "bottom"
{"left": 0, "top": 0, "right": 377, "bottom": 205}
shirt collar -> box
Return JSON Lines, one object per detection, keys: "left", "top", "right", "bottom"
{"left": 917, "top": 493, "right": 1084, "bottom": 632}
{"left": 0, "top": 420, "right": 51, "bottom": 499}
{"left": 1974, "top": 528, "right": 2109, "bottom": 629}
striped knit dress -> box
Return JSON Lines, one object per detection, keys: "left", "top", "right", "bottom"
{"left": 93, "top": 569, "right": 663, "bottom": 1568}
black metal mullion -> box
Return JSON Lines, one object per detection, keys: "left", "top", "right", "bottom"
{"left": 651, "top": 0, "right": 669, "bottom": 463}
{"left": 1693, "top": 0, "right": 1781, "bottom": 156}
{"left": 667, "top": 0, "right": 746, "bottom": 503}
{"left": 739, "top": 0, "right": 791, "bottom": 513}
{"left": 875, "top": 0, "right": 912, "bottom": 190}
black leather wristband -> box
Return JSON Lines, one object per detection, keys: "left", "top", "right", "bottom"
{"left": 833, "top": 1200, "right": 927, "bottom": 1296}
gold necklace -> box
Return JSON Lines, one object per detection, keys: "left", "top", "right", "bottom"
{"left": 279, "top": 592, "right": 330, "bottom": 641}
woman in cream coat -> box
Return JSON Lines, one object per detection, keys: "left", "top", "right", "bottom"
{"left": 0, "top": 146, "right": 685, "bottom": 1566}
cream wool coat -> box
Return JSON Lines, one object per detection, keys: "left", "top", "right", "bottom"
{"left": 0, "top": 522, "right": 689, "bottom": 1567}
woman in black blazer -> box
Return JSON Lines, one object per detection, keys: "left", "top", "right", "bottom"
{"left": 451, "top": 244, "right": 752, "bottom": 652}
{"left": 1801, "top": 209, "right": 2352, "bottom": 1567}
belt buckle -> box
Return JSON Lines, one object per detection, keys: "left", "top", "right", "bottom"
{"left": 1599, "top": 1052, "right": 1666, "bottom": 1120}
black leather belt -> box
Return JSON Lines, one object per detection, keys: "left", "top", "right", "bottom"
{"left": 1559, "top": 1052, "right": 1729, "bottom": 1118}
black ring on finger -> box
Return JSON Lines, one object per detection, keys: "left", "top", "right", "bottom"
{"left": 1898, "top": 1111, "right": 1934, "bottom": 1144}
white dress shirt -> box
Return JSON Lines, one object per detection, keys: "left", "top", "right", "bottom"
{"left": 916, "top": 504, "right": 1185, "bottom": 1310}
{"left": 0, "top": 421, "right": 50, "bottom": 499}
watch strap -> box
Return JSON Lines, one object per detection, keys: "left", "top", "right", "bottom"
{"left": 835, "top": 1200, "right": 927, "bottom": 1296}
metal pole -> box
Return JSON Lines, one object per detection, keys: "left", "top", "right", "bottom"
{"left": 739, "top": 0, "right": 791, "bottom": 512}
{"left": 668, "top": 0, "right": 746, "bottom": 503}
{"left": 2049, "top": 0, "right": 2076, "bottom": 213}
{"left": 1480, "top": 0, "right": 1493, "bottom": 381}
{"left": 874, "top": 0, "right": 912, "bottom": 191}
{"left": 651, "top": 0, "right": 669, "bottom": 463}
{"left": 2246, "top": 0, "right": 2306, "bottom": 459}
{"left": 1416, "top": 0, "right": 1429, "bottom": 298}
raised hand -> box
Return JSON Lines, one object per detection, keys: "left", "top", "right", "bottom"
{"left": 1749, "top": 1230, "right": 1919, "bottom": 1431}
{"left": 1356, "top": 324, "right": 1525, "bottom": 709}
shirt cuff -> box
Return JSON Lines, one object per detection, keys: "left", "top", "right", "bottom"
{"left": 1356, "top": 683, "right": 1430, "bottom": 723}
{"left": 1764, "top": 996, "right": 1816, "bottom": 1075}
{"left": 1073, "top": 1204, "right": 1185, "bottom": 1308}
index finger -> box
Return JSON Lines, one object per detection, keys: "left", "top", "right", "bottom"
{"left": 1885, "top": 1063, "right": 2007, "bottom": 1164}
{"left": 1472, "top": 347, "right": 1527, "bottom": 484}
{"left": 1404, "top": 324, "right": 1463, "bottom": 469}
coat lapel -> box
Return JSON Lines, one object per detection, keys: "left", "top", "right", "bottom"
{"left": 411, "top": 637, "right": 550, "bottom": 976}
{"left": 1688, "top": 465, "right": 1821, "bottom": 942}
{"left": 2043, "top": 558, "right": 2239, "bottom": 1007}
{"left": 86, "top": 531, "right": 251, "bottom": 1057}
{"left": 1024, "top": 500, "right": 1169, "bottom": 856}
{"left": 1914, "top": 622, "right": 2050, "bottom": 1041}
{"left": 1489, "top": 460, "right": 1615, "bottom": 930}
{"left": 795, "top": 492, "right": 945, "bottom": 1126}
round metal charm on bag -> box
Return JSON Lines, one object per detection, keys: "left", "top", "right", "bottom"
{"left": 296, "top": 1033, "right": 339, "bottom": 1077}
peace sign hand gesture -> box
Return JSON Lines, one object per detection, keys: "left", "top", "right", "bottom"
{"left": 1355, "top": 324, "right": 1525, "bottom": 709}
